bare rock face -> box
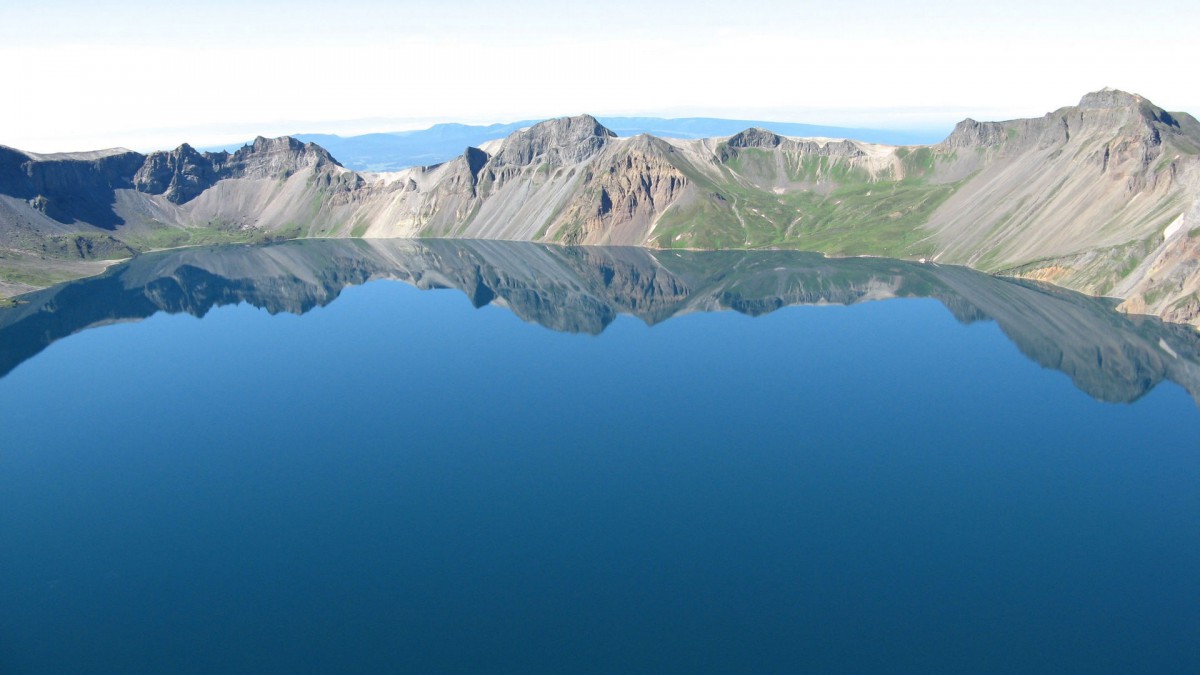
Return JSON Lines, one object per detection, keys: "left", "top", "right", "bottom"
{"left": 133, "top": 144, "right": 221, "bottom": 204}
{"left": 491, "top": 115, "right": 615, "bottom": 168}
{"left": 1078, "top": 88, "right": 1146, "bottom": 110}
{"left": 462, "top": 146, "right": 490, "bottom": 196}
{"left": 941, "top": 118, "right": 1008, "bottom": 148}
{"left": 0, "top": 146, "right": 144, "bottom": 228}
{"left": 562, "top": 136, "right": 688, "bottom": 245}
{"left": 225, "top": 136, "right": 340, "bottom": 179}
{"left": 941, "top": 89, "right": 1200, "bottom": 156}
{"left": 1068, "top": 89, "right": 1200, "bottom": 153}
{"left": 727, "top": 128, "right": 784, "bottom": 148}
{"left": 133, "top": 137, "right": 342, "bottom": 204}
{"left": 0, "top": 146, "right": 33, "bottom": 190}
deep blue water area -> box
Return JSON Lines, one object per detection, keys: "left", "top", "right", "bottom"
{"left": 1, "top": 240, "right": 1197, "bottom": 673}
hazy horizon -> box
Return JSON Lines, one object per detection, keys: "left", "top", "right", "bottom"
{"left": 3, "top": 0, "right": 1197, "bottom": 152}
{"left": 4, "top": 111, "right": 963, "bottom": 156}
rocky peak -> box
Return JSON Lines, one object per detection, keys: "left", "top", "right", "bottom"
{"left": 206, "top": 136, "right": 340, "bottom": 183}
{"left": 1070, "top": 88, "right": 1193, "bottom": 133}
{"left": 1069, "top": 89, "right": 1200, "bottom": 152}
{"left": 492, "top": 115, "right": 616, "bottom": 167}
{"left": 245, "top": 135, "right": 303, "bottom": 155}
{"left": 133, "top": 143, "right": 222, "bottom": 204}
{"left": 727, "top": 128, "right": 784, "bottom": 148}
{"left": 941, "top": 118, "right": 1008, "bottom": 148}
{"left": 130, "top": 136, "right": 343, "bottom": 204}
{"left": 1076, "top": 89, "right": 1171, "bottom": 129}
{"left": 233, "top": 136, "right": 340, "bottom": 171}
{"left": 461, "top": 146, "right": 491, "bottom": 195}
{"left": 622, "top": 133, "right": 674, "bottom": 154}
{"left": 1077, "top": 88, "right": 1144, "bottom": 110}
{"left": 463, "top": 146, "right": 489, "bottom": 177}
{"left": 940, "top": 90, "right": 1185, "bottom": 151}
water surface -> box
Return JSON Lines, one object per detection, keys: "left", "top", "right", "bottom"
{"left": 1, "top": 240, "right": 1197, "bottom": 673}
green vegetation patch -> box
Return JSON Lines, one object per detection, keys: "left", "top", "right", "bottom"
{"left": 121, "top": 226, "right": 195, "bottom": 251}
{"left": 259, "top": 223, "right": 306, "bottom": 243}
{"left": 0, "top": 265, "right": 67, "bottom": 288}
{"left": 0, "top": 252, "right": 106, "bottom": 289}
{"left": 1142, "top": 284, "right": 1172, "bottom": 306}
{"left": 121, "top": 219, "right": 313, "bottom": 251}
{"left": 899, "top": 147, "right": 936, "bottom": 176}
{"left": 654, "top": 162, "right": 960, "bottom": 258}
{"left": 34, "top": 233, "right": 135, "bottom": 261}
{"left": 722, "top": 148, "right": 780, "bottom": 183}
{"left": 792, "top": 155, "right": 874, "bottom": 184}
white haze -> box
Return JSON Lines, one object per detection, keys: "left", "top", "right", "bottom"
{"left": 1, "top": 0, "right": 1196, "bottom": 152}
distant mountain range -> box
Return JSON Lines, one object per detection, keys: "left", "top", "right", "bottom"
{"left": 207, "top": 119, "right": 946, "bottom": 172}
{"left": 1, "top": 89, "right": 1197, "bottom": 328}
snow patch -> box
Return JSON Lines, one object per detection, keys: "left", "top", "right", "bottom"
{"left": 1159, "top": 339, "right": 1179, "bottom": 359}
{"left": 1163, "top": 213, "right": 1185, "bottom": 240}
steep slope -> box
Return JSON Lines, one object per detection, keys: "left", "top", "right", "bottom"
{"left": 361, "top": 118, "right": 938, "bottom": 253}
{"left": 3, "top": 90, "right": 1200, "bottom": 327}
{"left": 924, "top": 90, "right": 1200, "bottom": 277}
{"left": 0, "top": 135, "right": 361, "bottom": 253}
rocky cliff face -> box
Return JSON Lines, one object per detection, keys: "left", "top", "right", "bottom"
{"left": 726, "top": 128, "right": 784, "bottom": 149}
{"left": 0, "top": 147, "right": 144, "bottom": 228}
{"left": 556, "top": 135, "right": 691, "bottom": 245}
{"left": 919, "top": 89, "right": 1200, "bottom": 314}
{"left": 0, "top": 134, "right": 363, "bottom": 267}
{"left": 3, "top": 90, "right": 1200, "bottom": 328}
{"left": 132, "top": 137, "right": 344, "bottom": 204}
{"left": 2, "top": 135, "right": 345, "bottom": 227}
{"left": 489, "top": 115, "right": 615, "bottom": 168}
{"left": 132, "top": 144, "right": 221, "bottom": 204}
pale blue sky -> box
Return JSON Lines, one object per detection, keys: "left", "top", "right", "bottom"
{"left": 3, "top": 0, "right": 1196, "bottom": 151}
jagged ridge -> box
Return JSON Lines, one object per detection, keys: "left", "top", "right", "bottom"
{"left": 2, "top": 90, "right": 1200, "bottom": 327}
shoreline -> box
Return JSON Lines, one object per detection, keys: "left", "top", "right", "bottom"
{"left": 2, "top": 235, "right": 1195, "bottom": 332}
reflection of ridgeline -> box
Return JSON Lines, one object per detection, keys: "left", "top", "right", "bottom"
{"left": 2, "top": 239, "right": 1198, "bottom": 405}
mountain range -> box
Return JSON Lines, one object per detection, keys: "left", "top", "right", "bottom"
{"left": 207, "top": 118, "right": 944, "bottom": 173}
{"left": 1, "top": 89, "right": 1198, "bottom": 328}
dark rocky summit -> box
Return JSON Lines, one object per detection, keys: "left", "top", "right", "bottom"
{"left": 131, "top": 136, "right": 342, "bottom": 204}
{"left": 490, "top": 115, "right": 616, "bottom": 167}
{"left": 726, "top": 128, "right": 784, "bottom": 148}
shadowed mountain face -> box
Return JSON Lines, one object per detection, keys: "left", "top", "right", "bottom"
{"left": 2, "top": 239, "right": 1197, "bottom": 405}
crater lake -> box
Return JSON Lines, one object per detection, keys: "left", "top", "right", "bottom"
{"left": 1, "top": 239, "right": 1197, "bottom": 673}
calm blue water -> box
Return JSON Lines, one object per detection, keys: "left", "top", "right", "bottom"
{"left": 1, "top": 244, "right": 1198, "bottom": 673}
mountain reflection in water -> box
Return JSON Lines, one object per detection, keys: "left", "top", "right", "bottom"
{"left": 2, "top": 238, "right": 1198, "bottom": 405}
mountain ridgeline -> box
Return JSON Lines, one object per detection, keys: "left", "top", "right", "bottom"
{"left": 277, "top": 117, "right": 942, "bottom": 173}
{"left": 2, "top": 89, "right": 1199, "bottom": 327}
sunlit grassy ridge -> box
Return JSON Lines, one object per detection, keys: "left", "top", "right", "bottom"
{"left": 652, "top": 143, "right": 961, "bottom": 255}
